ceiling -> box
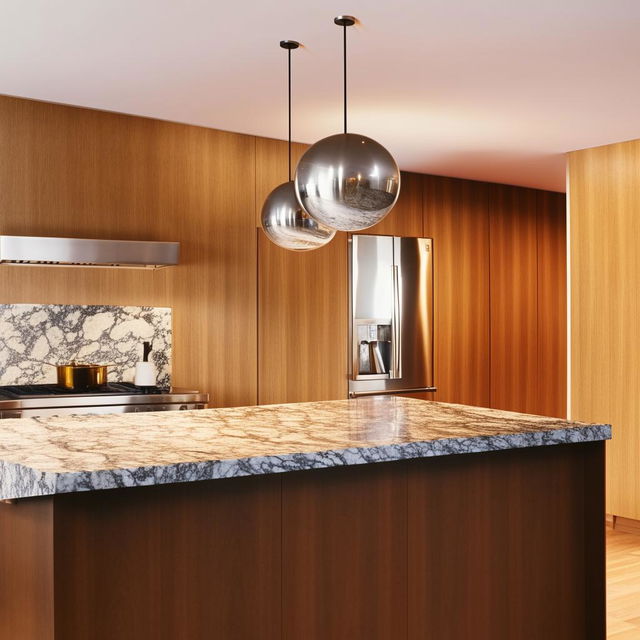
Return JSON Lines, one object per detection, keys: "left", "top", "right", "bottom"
{"left": 1, "top": 0, "right": 639, "bottom": 192}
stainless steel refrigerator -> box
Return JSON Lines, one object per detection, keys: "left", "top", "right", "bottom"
{"left": 348, "top": 234, "right": 435, "bottom": 397}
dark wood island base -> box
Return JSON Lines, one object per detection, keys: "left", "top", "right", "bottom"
{"left": 0, "top": 441, "right": 605, "bottom": 640}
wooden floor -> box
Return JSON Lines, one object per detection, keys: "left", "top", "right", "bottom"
{"left": 608, "top": 528, "right": 640, "bottom": 638}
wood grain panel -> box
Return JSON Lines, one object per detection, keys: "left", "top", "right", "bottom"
{"left": 256, "top": 136, "right": 348, "bottom": 404}
{"left": 0, "top": 95, "right": 257, "bottom": 408}
{"left": 257, "top": 232, "right": 348, "bottom": 404}
{"left": 407, "top": 442, "right": 605, "bottom": 640}
{"left": 53, "top": 475, "right": 282, "bottom": 640}
{"left": 423, "top": 176, "right": 491, "bottom": 407}
{"left": 0, "top": 499, "right": 54, "bottom": 640}
{"left": 282, "top": 463, "right": 407, "bottom": 639}
{"left": 537, "top": 190, "right": 567, "bottom": 418}
{"left": 489, "top": 184, "right": 539, "bottom": 413}
{"left": 366, "top": 171, "right": 423, "bottom": 237}
{"left": 569, "top": 141, "right": 640, "bottom": 519}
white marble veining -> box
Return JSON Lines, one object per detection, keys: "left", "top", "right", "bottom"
{"left": 0, "top": 396, "right": 611, "bottom": 500}
{"left": 0, "top": 304, "right": 171, "bottom": 388}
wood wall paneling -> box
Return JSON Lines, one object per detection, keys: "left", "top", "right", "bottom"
{"left": 0, "top": 96, "right": 257, "bottom": 408}
{"left": 0, "top": 95, "right": 568, "bottom": 418}
{"left": 489, "top": 184, "right": 539, "bottom": 414}
{"left": 423, "top": 176, "right": 491, "bottom": 407}
{"left": 256, "top": 138, "right": 348, "bottom": 404}
{"left": 257, "top": 232, "right": 348, "bottom": 404}
{"left": 537, "top": 190, "right": 567, "bottom": 418}
{"left": 569, "top": 141, "right": 640, "bottom": 519}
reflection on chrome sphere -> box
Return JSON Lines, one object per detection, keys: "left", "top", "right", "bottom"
{"left": 261, "top": 181, "right": 336, "bottom": 251}
{"left": 294, "top": 132, "right": 401, "bottom": 232}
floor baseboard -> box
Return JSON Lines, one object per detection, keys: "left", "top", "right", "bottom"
{"left": 606, "top": 513, "right": 640, "bottom": 535}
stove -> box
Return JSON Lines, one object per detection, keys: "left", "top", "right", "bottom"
{"left": 0, "top": 382, "right": 209, "bottom": 418}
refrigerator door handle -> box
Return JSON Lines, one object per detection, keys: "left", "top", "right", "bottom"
{"left": 391, "top": 264, "right": 402, "bottom": 379}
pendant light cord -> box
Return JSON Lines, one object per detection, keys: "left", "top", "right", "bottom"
{"left": 343, "top": 24, "right": 347, "bottom": 134}
{"left": 288, "top": 47, "right": 292, "bottom": 182}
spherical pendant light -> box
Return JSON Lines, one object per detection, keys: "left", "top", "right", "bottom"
{"left": 295, "top": 132, "right": 400, "bottom": 232}
{"left": 262, "top": 181, "right": 335, "bottom": 250}
{"left": 294, "top": 16, "right": 401, "bottom": 232}
{"left": 261, "top": 40, "right": 335, "bottom": 251}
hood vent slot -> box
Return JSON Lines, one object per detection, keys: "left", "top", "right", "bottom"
{"left": 0, "top": 236, "right": 179, "bottom": 269}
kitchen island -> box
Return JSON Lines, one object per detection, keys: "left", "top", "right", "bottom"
{"left": 0, "top": 397, "right": 610, "bottom": 639}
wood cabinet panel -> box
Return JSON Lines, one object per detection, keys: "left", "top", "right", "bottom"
{"left": 407, "top": 442, "right": 605, "bottom": 640}
{"left": 282, "top": 464, "right": 408, "bottom": 640}
{"left": 537, "top": 190, "right": 567, "bottom": 418}
{"left": 423, "top": 176, "right": 491, "bottom": 407}
{"left": 258, "top": 232, "right": 348, "bottom": 404}
{"left": 256, "top": 136, "right": 348, "bottom": 404}
{"left": 569, "top": 141, "right": 640, "bottom": 519}
{"left": 366, "top": 171, "right": 423, "bottom": 237}
{"left": 54, "top": 476, "right": 282, "bottom": 640}
{"left": 0, "top": 95, "right": 257, "bottom": 408}
{"left": 489, "top": 184, "right": 539, "bottom": 413}
{"left": 0, "top": 499, "right": 54, "bottom": 640}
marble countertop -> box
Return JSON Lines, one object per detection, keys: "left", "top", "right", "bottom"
{"left": 0, "top": 396, "right": 610, "bottom": 500}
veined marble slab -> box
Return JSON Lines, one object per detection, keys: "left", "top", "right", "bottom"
{"left": 0, "top": 396, "right": 611, "bottom": 500}
{"left": 0, "top": 304, "right": 171, "bottom": 388}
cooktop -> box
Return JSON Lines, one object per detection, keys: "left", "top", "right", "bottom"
{"left": 0, "top": 382, "right": 167, "bottom": 399}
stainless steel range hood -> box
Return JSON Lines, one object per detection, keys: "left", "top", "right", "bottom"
{"left": 0, "top": 236, "right": 179, "bottom": 269}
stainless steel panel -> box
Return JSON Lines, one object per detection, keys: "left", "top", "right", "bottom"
{"left": 394, "top": 236, "right": 434, "bottom": 391}
{"left": 349, "top": 235, "right": 434, "bottom": 396}
{"left": 351, "top": 235, "right": 394, "bottom": 321}
{"left": 0, "top": 236, "right": 179, "bottom": 269}
{"left": 1, "top": 402, "right": 207, "bottom": 418}
{"left": 0, "top": 389, "right": 208, "bottom": 412}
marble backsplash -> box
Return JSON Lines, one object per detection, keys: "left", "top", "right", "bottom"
{"left": 0, "top": 304, "right": 171, "bottom": 388}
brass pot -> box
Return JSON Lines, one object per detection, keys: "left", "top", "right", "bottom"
{"left": 56, "top": 363, "right": 109, "bottom": 391}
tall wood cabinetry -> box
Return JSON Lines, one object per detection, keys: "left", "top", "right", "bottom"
{"left": 423, "top": 180, "right": 565, "bottom": 416}
{"left": 536, "top": 191, "right": 567, "bottom": 419}
{"left": 489, "top": 185, "right": 540, "bottom": 414}
{"left": 569, "top": 140, "right": 640, "bottom": 520}
{"left": 256, "top": 138, "right": 348, "bottom": 405}
{"left": 423, "top": 177, "right": 491, "bottom": 408}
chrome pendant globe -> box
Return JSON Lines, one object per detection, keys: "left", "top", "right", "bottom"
{"left": 260, "top": 39, "right": 335, "bottom": 252}
{"left": 261, "top": 181, "right": 336, "bottom": 251}
{"left": 295, "top": 132, "right": 400, "bottom": 232}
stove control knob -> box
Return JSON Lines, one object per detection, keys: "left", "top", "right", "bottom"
{"left": 179, "top": 404, "right": 188, "bottom": 410}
